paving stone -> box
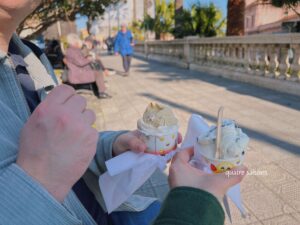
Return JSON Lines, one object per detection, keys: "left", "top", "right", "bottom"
{"left": 254, "top": 163, "right": 300, "bottom": 211}
{"left": 224, "top": 196, "right": 260, "bottom": 225}
{"left": 247, "top": 222, "right": 263, "bottom": 225}
{"left": 255, "top": 163, "right": 297, "bottom": 190}
{"left": 290, "top": 212, "right": 300, "bottom": 222}
{"left": 261, "top": 214, "right": 299, "bottom": 225}
{"left": 277, "top": 156, "right": 300, "bottom": 180}
{"left": 243, "top": 187, "right": 295, "bottom": 221}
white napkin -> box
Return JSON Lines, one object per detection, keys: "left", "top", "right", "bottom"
{"left": 99, "top": 149, "right": 179, "bottom": 213}
{"left": 99, "top": 114, "right": 246, "bottom": 217}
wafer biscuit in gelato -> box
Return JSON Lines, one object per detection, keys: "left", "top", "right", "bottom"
{"left": 138, "top": 102, "right": 179, "bottom": 155}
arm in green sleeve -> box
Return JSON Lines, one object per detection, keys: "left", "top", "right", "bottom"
{"left": 153, "top": 187, "right": 225, "bottom": 225}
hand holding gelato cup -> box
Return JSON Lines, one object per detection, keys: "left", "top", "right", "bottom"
{"left": 195, "top": 108, "right": 249, "bottom": 173}
{"left": 137, "top": 102, "right": 179, "bottom": 155}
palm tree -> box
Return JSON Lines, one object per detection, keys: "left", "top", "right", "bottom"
{"left": 175, "top": 0, "right": 183, "bottom": 12}
{"left": 174, "top": 0, "right": 183, "bottom": 36}
{"left": 173, "top": 3, "right": 226, "bottom": 38}
{"left": 141, "top": 0, "right": 174, "bottom": 39}
{"left": 226, "top": 0, "right": 245, "bottom": 36}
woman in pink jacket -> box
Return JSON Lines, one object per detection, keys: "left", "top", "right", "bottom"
{"left": 65, "top": 33, "right": 111, "bottom": 99}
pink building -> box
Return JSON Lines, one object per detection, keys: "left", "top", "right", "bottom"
{"left": 245, "top": 0, "right": 300, "bottom": 35}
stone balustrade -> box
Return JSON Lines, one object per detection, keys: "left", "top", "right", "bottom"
{"left": 134, "top": 34, "right": 300, "bottom": 96}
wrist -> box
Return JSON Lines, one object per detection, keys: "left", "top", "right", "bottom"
{"left": 112, "top": 136, "right": 124, "bottom": 156}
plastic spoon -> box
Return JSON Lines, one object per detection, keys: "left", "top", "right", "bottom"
{"left": 215, "top": 106, "right": 224, "bottom": 159}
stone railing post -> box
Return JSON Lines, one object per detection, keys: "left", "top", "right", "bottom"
{"left": 266, "top": 44, "right": 279, "bottom": 78}
{"left": 200, "top": 45, "right": 204, "bottom": 63}
{"left": 277, "top": 44, "right": 290, "bottom": 80}
{"left": 289, "top": 44, "right": 300, "bottom": 82}
{"left": 255, "top": 45, "right": 265, "bottom": 76}
{"left": 243, "top": 44, "right": 249, "bottom": 72}
{"left": 144, "top": 41, "right": 148, "bottom": 58}
{"left": 220, "top": 44, "right": 225, "bottom": 66}
{"left": 222, "top": 45, "right": 230, "bottom": 69}
{"left": 215, "top": 44, "right": 222, "bottom": 65}
{"left": 232, "top": 44, "right": 241, "bottom": 70}
{"left": 184, "top": 38, "right": 191, "bottom": 68}
{"left": 235, "top": 45, "right": 245, "bottom": 72}
{"left": 246, "top": 45, "right": 255, "bottom": 73}
{"left": 189, "top": 43, "right": 195, "bottom": 64}
{"left": 262, "top": 45, "right": 269, "bottom": 76}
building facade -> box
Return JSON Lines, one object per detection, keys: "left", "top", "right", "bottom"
{"left": 90, "top": 0, "right": 155, "bottom": 38}
{"left": 245, "top": 0, "right": 300, "bottom": 35}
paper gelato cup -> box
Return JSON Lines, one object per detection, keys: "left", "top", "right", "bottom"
{"left": 138, "top": 119, "right": 178, "bottom": 155}
{"left": 195, "top": 143, "right": 245, "bottom": 173}
{"left": 137, "top": 102, "right": 179, "bottom": 155}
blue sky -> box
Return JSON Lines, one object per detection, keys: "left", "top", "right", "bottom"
{"left": 76, "top": 14, "right": 88, "bottom": 31}
{"left": 76, "top": 0, "right": 228, "bottom": 31}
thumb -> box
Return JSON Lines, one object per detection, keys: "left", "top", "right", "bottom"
{"left": 130, "top": 138, "right": 147, "bottom": 153}
{"left": 217, "top": 165, "right": 248, "bottom": 190}
{"left": 172, "top": 146, "right": 194, "bottom": 164}
{"left": 127, "top": 131, "right": 147, "bottom": 153}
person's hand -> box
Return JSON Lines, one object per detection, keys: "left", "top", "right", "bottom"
{"left": 130, "top": 43, "right": 135, "bottom": 47}
{"left": 115, "top": 52, "right": 119, "bottom": 56}
{"left": 104, "top": 69, "right": 110, "bottom": 76}
{"left": 169, "top": 147, "right": 247, "bottom": 199}
{"left": 112, "top": 130, "right": 183, "bottom": 156}
{"left": 17, "top": 85, "right": 98, "bottom": 202}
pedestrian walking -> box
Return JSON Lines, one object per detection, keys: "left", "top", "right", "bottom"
{"left": 114, "top": 23, "right": 134, "bottom": 76}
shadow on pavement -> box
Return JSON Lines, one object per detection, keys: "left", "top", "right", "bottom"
{"left": 133, "top": 56, "right": 300, "bottom": 112}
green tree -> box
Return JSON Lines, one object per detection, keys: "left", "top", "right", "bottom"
{"left": 173, "top": 3, "right": 226, "bottom": 38}
{"left": 18, "top": 0, "right": 119, "bottom": 39}
{"left": 128, "top": 20, "right": 145, "bottom": 41}
{"left": 269, "top": 0, "right": 299, "bottom": 7}
{"left": 141, "top": 0, "right": 174, "bottom": 39}
{"left": 174, "top": 0, "right": 184, "bottom": 35}
{"left": 261, "top": 0, "right": 300, "bottom": 16}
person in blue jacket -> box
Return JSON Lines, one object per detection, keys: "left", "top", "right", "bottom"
{"left": 114, "top": 23, "right": 134, "bottom": 76}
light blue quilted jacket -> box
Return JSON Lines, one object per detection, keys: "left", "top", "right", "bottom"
{"left": 0, "top": 34, "right": 169, "bottom": 225}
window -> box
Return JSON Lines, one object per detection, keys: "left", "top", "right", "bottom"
{"left": 251, "top": 15, "right": 255, "bottom": 27}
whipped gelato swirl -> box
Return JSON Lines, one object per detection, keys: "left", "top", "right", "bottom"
{"left": 138, "top": 102, "right": 178, "bottom": 135}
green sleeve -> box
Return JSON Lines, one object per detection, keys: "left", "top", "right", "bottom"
{"left": 153, "top": 187, "right": 225, "bottom": 225}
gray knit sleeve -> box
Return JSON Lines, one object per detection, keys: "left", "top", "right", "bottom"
{"left": 0, "top": 164, "right": 83, "bottom": 225}
{"left": 90, "top": 130, "right": 128, "bottom": 175}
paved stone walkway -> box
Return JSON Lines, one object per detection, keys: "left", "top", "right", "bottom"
{"left": 84, "top": 54, "right": 300, "bottom": 225}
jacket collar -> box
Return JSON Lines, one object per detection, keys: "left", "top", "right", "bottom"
{"left": 11, "top": 34, "right": 56, "bottom": 90}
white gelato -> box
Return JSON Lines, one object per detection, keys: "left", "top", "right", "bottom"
{"left": 197, "top": 120, "right": 249, "bottom": 160}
